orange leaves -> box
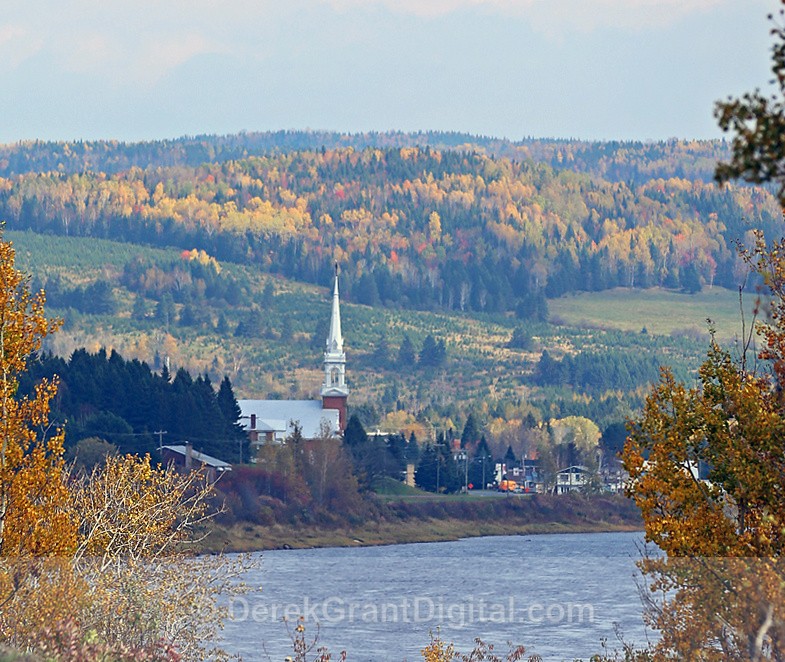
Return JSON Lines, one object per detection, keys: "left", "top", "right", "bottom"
{"left": 0, "top": 235, "right": 247, "bottom": 657}
{"left": 0, "top": 236, "right": 72, "bottom": 559}
{"left": 624, "top": 330, "right": 785, "bottom": 655}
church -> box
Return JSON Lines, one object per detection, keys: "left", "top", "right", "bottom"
{"left": 238, "top": 268, "right": 348, "bottom": 448}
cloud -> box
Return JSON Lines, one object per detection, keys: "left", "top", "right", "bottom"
{"left": 0, "top": 24, "right": 44, "bottom": 70}
{"left": 60, "top": 34, "right": 119, "bottom": 75}
{"left": 131, "top": 33, "right": 227, "bottom": 86}
{"left": 321, "top": 0, "right": 729, "bottom": 30}
{"left": 1, "top": 1, "right": 251, "bottom": 87}
{"left": 47, "top": 28, "right": 227, "bottom": 88}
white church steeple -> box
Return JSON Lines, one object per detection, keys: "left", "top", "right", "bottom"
{"left": 321, "top": 265, "right": 348, "bottom": 428}
{"left": 326, "top": 267, "right": 344, "bottom": 356}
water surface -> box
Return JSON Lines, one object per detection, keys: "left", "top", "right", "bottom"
{"left": 221, "top": 531, "right": 654, "bottom": 661}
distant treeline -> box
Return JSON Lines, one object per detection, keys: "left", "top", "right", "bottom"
{"left": 1, "top": 141, "right": 776, "bottom": 319}
{"left": 0, "top": 130, "right": 729, "bottom": 185}
{"left": 20, "top": 349, "right": 248, "bottom": 461}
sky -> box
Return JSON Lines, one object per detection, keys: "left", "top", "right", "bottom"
{"left": 0, "top": 0, "right": 777, "bottom": 143}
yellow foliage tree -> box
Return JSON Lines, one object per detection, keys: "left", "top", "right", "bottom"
{"left": 71, "top": 453, "right": 249, "bottom": 660}
{"left": 622, "top": 235, "right": 785, "bottom": 658}
{"left": 0, "top": 234, "right": 83, "bottom": 652}
{"left": 0, "top": 235, "right": 74, "bottom": 557}
{"left": 620, "top": 6, "right": 785, "bottom": 657}
{"left": 0, "top": 233, "right": 250, "bottom": 660}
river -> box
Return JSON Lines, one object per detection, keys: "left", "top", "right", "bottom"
{"left": 220, "top": 531, "right": 655, "bottom": 661}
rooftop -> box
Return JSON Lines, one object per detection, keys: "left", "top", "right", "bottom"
{"left": 238, "top": 399, "right": 340, "bottom": 440}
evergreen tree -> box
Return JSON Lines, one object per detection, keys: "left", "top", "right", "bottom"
{"left": 436, "top": 437, "right": 462, "bottom": 493}
{"left": 354, "top": 272, "right": 380, "bottom": 306}
{"left": 419, "top": 334, "right": 446, "bottom": 368}
{"left": 460, "top": 413, "right": 481, "bottom": 448}
{"left": 131, "top": 294, "right": 147, "bottom": 322}
{"left": 310, "top": 316, "right": 330, "bottom": 350}
{"left": 406, "top": 431, "right": 420, "bottom": 465}
{"left": 372, "top": 333, "right": 390, "bottom": 368}
{"left": 418, "top": 334, "right": 438, "bottom": 367}
{"left": 261, "top": 280, "right": 275, "bottom": 307}
{"left": 469, "top": 435, "right": 494, "bottom": 489}
{"left": 234, "top": 307, "right": 264, "bottom": 338}
{"left": 508, "top": 326, "right": 534, "bottom": 350}
{"left": 504, "top": 444, "right": 517, "bottom": 467}
{"left": 82, "top": 280, "right": 116, "bottom": 315}
{"left": 415, "top": 443, "right": 439, "bottom": 492}
{"left": 681, "top": 262, "right": 702, "bottom": 294}
{"left": 179, "top": 303, "right": 197, "bottom": 327}
{"left": 343, "top": 414, "right": 368, "bottom": 449}
{"left": 216, "top": 312, "right": 230, "bottom": 334}
{"left": 217, "top": 375, "right": 249, "bottom": 463}
{"left": 155, "top": 293, "right": 176, "bottom": 329}
{"left": 535, "top": 350, "right": 563, "bottom": 385}
{"left": 414, "top": 432, "right": 461, "bottom": 493}
{"left": 397, "top": 334, "right": 416, "bottom": 368}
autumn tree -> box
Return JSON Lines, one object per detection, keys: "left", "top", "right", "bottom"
{"left": 0, "top": 233, "right": 248, "bottom": 660}
{"left": 0, "top": 234, "right": 80, "bottom": 652}
{"left": 715, "top": 1, "right": 785, "bottom": 207}
{"left": 621, "top": 6, "right": 785, "bottom": 657}
{"left": 623, "top": 339, "right": 785, "bottom": 658}
{"left": 0, "top": 234, "right": 74, "bottom": 557}
{"left": 70, "top": 453, "right": 249, "bottom": 660}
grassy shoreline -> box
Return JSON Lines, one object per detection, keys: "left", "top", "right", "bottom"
{"left": 200, "top": 494, "right": 643, "bottom": 553}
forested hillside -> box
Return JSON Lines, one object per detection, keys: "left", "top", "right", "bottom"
{"left": 0, "top": 137, "right": 778, "bottom": 319}
{"left": 0, "top": 132, "right": 729, "bottom": 184}
{"left": 0, "top": 132, "right": 765, "bottom": 456}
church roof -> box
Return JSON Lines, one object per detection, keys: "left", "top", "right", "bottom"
{"left": 238, "top": 399, "right": 340, "bottom": 440}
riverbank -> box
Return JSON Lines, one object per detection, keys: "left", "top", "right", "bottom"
{"left": 200, "top": 493, "right": 643, "bottom": 552}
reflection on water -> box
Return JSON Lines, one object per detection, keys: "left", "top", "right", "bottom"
{"left": 221, "top": 531, "right": 654, "bottom": 662}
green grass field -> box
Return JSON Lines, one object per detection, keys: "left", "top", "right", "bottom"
{"left": 549, "top": 287, "right": 763, "bottom": 341}
{"left": 5, "top": 230, "right": 178, "bottom": 281}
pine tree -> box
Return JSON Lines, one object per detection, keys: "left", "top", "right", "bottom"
{"left": 217, "top": 376, "right": 248, "bottom": 463}
{"left": 460, "top": 413, "right": 481, "bottom": 448}
{"left": 406, "top": 431, "right": 420, "bottom": 465}
{"left": 469, "top": 435, "right": 494, "bottom": 490}
{"left": 372, "top": 333, "right": 390, "bottom": 367}
{"left": 397, "top": 334, "right": 416, "bottom": 368}
{"left": 418, "top": 334, "right": 446, "bottom": 368}
{"left": 131, "top": 294, "right": 147, "bottom": 322}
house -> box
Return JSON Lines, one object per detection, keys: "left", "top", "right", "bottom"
{"left": 160, "top": 443, "right": 232, "bottom": 482}
{"left": 555, "top": 465, "right": 591, "bottom": 493}
{"left": 495, "top": 459, "right": 544, "bottom": 493}
{"left": 239, "top": 267, "right": 348, "bottom": 452}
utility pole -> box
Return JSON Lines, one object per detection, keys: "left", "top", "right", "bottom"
{"left": 456, "top": 449, "right": 468, "bottom": 493}
{"left": 154, "top": 430, "right": 167, "bottom": 450}
{"left": 434, "top": 440, "right": 445, "bottom": 494}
